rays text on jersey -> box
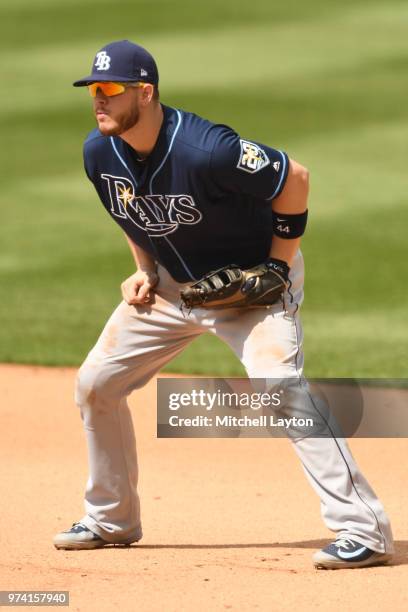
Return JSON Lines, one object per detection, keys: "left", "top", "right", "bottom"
{"left": 101, "top": 174, "right": 203, "bottom": 236}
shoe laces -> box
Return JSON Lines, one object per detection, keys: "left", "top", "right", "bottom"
{"left": 334, "top": 537, "right": 355, "bottom": 550}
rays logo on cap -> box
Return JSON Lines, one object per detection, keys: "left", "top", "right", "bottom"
{"left": 237, "top": 139, "right": 270, "bottom": 174}
{"left": 94, "top": 51, "right": 111, "bottom": 71}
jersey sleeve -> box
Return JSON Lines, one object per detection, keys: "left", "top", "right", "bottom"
{"left": 83, "top": 140, "right": 95, "bottom": 183}
{"left": 83, "top": 129, "right": 104, "bottom": 183}
{"left": 83, "top": 158, "right": 92, "bottom": 182}
{"left": 209, "top": 127, "right": 289, "bottom": 200}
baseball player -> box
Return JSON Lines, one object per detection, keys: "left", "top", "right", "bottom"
{"left": 54, "top": 40, "right": 394, "bottom": 569}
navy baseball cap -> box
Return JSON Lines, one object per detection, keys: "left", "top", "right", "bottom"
{"left": 73, "top": 40, "right": 159, "bottom": 86}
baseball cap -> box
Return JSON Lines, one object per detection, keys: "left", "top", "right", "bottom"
{"left": 73, "top": 40, "right": 159, "bottom": 87}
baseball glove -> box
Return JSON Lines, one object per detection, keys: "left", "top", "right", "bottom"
{"left": 180, "top": 258, "right": 290, "bottom": 311}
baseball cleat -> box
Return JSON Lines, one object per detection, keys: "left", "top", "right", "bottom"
{"left": 54, "top": 522, "right": 111, "bottom": 550}
{"left": 313, "top": 537, "right": 393, "bottom": 569}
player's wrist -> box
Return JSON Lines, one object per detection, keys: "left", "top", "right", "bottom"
{"left": 266, "top": 257, "right": 290, "bottom": 280}
{"left": 136, "top": 262, "right": 158, "bottom": 275}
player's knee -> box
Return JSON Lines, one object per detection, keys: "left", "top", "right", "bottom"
{"left": 74, "top": 361, "right": 118, "bottom": 408}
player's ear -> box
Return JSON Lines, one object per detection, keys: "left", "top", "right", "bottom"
{"left": 140, "top": 83, "right": 154, "bottom": 106}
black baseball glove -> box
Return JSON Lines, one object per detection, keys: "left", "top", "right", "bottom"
{"left": 180, "top": 258, "right": 290, "bottom": 311}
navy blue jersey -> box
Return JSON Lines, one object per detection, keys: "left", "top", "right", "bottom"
{"left": 83, "top": 104, "right": 289, "bottom": 282}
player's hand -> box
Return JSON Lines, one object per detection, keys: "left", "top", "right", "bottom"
{"left": 121, "top": 269, "right": 159, "bottom": 305}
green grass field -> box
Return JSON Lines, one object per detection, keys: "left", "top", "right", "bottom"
{"left": 1, "top": 0, "right": 407, "bottom": 377}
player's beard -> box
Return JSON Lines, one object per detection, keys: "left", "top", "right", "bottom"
{"left": 96, "top": 105, "right": 140, "bottom": 137}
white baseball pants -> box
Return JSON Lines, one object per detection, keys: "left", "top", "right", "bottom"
{"left": 75, "top": 251, "right": 394, "bottom": 554}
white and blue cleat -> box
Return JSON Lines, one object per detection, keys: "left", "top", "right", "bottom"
{"left": 313, "top": 537, "right": 393, "bottom": 569}
{"left": 54, "top": 522, "right": 109, "bottom": 550}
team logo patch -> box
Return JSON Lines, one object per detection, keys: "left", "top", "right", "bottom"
{"left": 94, "top": 51, "right": 111, "bottom": 71}
{"left": 237, "top": 139, "right": 270, "bottom": 174}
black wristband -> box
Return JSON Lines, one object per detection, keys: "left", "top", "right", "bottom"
{"left": 272, "top": 209, "right": 308, "bottom": 239}
{"left": 266, "top": 257, "right": 290, "bottom": 280}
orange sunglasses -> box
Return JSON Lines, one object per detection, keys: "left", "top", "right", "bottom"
{"left": 87, "top": 81, "right": 145, "bottom": 97}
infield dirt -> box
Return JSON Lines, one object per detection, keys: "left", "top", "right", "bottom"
{"left": 0, "top": 364, "right": 407, "bottom": 611}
